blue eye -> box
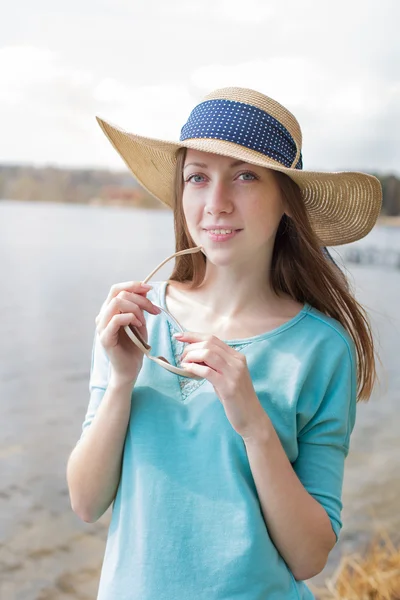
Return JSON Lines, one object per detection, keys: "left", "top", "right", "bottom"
{"left": 185, "top": 171, "right": 258, "bottom": 183}
{"left": 186, "top": 174, "right": 205, "bottom": 183}
{"left": 239, "top": 172, "right": 257, "bottom": 180}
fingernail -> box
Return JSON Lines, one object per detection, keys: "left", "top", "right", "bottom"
{"left": 141, "top": 283, "right": 153, "bottom": 289}
{"left": 173, "top": 332, "right": 184, "bottom": 338}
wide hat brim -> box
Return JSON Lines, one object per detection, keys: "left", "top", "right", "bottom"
{"left": 96, "top": 116, "right": 382, "bottom": 247}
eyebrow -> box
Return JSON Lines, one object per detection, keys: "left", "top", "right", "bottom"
{"left": 183, "top": 160, "right": 246, "bottom": 170}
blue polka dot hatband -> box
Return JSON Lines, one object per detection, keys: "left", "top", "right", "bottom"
{"left": 96, "top": 87, "right": 382, "bottom": 246}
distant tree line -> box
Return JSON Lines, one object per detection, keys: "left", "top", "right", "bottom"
{"left": 0, "top": 164, "right": 399, "bottom": 214}
{"left": 0, "top": 165, "right": 165, "bottom": 209}
{"left": 378, "top": 174, "right": 400, "bottom": 215}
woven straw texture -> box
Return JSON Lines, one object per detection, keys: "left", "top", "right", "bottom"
{"left": 96, "top": 87, "right": 382, "bottom": 246}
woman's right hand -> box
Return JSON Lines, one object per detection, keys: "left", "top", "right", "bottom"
{"left": 95, "top": 281, "right": 161, "bottom": 386}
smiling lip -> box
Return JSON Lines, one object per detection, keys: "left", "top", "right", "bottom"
{"left": 203, "top": 229, "right": 242, "bottom": 242}
{"left": 202, "top": 226, "right": 242, "bottom": 231}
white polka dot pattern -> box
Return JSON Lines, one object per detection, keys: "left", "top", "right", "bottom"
{"left": 180, "top": 99, "right": 303, "bottom": 170}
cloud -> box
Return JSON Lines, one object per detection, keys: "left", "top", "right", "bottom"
{"left": 0, "top": 46, "right": 95, "bottom": 120}
{"left": 90, "top": 0, "right": 276, "bottom": 21}
{"left": 0, "top": 0, "right": 399, "bottom": 173}
{"left": 0, "top": 46, "right": 196, "bottom": 166}
{"left": 190, "top": 58, "right": 321, "bottom": 108}
{"left": 0, "top": 47, "right": 98, "bottom": 165}
{"left": 189, "top": 59, "right": 400, "bottom": 173}
{"left": 93, "top": 79, "right": 196, "bottom": 138}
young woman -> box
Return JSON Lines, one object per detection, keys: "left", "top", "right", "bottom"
{"left": 67, "top": 87, "right": 382, "bottom": 599}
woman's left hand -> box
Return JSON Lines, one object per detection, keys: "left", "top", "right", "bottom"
{"left": 175, "top": 331, "right": 268, "bottom": 440}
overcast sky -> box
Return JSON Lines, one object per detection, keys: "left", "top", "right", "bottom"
{"left": 1, "top": 0, "right": 399, "bottom": 174}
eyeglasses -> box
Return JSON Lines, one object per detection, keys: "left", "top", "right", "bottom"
{"left": 124, "top": 246, "right": 204, "bottom": 379}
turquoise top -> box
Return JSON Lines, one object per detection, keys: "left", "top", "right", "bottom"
{"left": 80, "top": 281, "right": 357, "bottom": 599}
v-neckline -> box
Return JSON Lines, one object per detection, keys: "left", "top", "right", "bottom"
{"left": 158, "top": 281, "right": 256, "bottom": 401}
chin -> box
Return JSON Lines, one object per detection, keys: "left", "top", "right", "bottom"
{"left": 202, "top": 250, "right": 238, "bottom": 266}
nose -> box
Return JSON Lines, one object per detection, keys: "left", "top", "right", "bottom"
{"left": 205, "top": 180, "right": 233, "bottom": 215}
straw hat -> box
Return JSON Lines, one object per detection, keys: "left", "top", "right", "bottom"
{"left": 96, "top": 87, "right": 382, "bottom": 246}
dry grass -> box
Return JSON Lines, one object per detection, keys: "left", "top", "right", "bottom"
{"left": 308, "top": 530, "right": 400, "bottom": 599}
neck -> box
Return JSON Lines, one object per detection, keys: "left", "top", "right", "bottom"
{"left": 193, "top": 251, "right": 282, "bottom": 321}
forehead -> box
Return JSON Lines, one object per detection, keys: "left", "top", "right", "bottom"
{"left": 184, "top": 149, "right": 249, "bottom": 168}
{"left": 183, "top": 149, "right": 274, "bottom": 178}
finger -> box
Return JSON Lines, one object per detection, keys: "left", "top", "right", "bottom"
{"left": 97, "top": 297, "right": 146, "bottom": 333}
{"left": 105, "top": 281, "right": 152, "bottom": 306}
{"left": 180, "top": 347, "right": 229, "bottom": 374}
{"left": 180, "top": 340, "right": 218, "bottom": 360}
{"left": 116, "top": 290, "right": 160, "bottom": 316}
{"left": 175, "top": 332, "right": 238, "bottom": 358}
{"left": 180, "top": 360, "right": 218, "bottom": 383}
{"left": 173, "top": 331, "right": 211, "bottom": 342}
{"left": 99, "top": 312, "right": 139, "bottom": 347}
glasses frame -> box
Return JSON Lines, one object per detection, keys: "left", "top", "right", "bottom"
{"left": 123, "top": 246, "right": 204, "bottom": 379}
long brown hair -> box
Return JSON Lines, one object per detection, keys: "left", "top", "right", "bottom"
{"left": 169, "top": 147, "right": 379, "bottom": 403}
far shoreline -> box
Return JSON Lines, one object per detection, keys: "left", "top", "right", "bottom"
{"left": 2, "top": 198, "right": 400, "bottom": 227}
{"left": 377, "top": 215, "right": 400, "bottom": 227}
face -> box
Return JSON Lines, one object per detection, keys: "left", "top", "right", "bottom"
{"left": 182, "top": 149, "right": 288, "bottom": 266}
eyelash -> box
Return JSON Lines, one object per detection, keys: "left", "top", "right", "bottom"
{"left": 185, "top": 171, "right": 259, "bottom": 184}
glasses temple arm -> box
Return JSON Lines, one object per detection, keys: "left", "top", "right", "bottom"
{"left": 141, "top": 246, "right": 203, "bottom": 284}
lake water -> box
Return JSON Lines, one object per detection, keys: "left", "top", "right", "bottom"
{"left": 0, "top": 200, "right": 399, "bottom": 598}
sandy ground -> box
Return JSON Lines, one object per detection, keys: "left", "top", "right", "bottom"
{"left": 0, "top": 503, "right": 109, "bottom": 599}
